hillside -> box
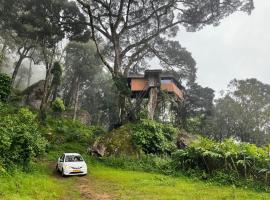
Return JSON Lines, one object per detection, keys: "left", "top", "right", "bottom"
{"left": 1, "top": 143, "right": 269, "bottom": 200}
{"left": 1, "top": 103, "right": 270, "bottom": 199}
{"left": 1, "top": 1, "right": 268, "bottom": 199}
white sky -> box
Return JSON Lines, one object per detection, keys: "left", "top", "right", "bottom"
{"left": 177, "top": 0, "right": 270, "bottom": 94}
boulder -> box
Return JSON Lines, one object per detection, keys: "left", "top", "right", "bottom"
{"left": 21, "top": 80, "right": 45, "bottom": 109}
{"left": 89, "top": 140, "right": 107, "bottom": 157}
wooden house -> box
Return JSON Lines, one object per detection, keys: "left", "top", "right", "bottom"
{"left": 127, "top": 70, "right": 184, "bottom": 100}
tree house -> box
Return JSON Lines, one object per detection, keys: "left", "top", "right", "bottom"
{"left": 128, "top": 70, "right": 184, "bottom": 100}
{"left": 128, "top": 70, "right": 184, "bottom": 120}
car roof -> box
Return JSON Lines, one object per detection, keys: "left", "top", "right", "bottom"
{"left": 64, "top": 153, "right": 81, "bottom": 156}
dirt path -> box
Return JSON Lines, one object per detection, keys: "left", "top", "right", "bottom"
{"left": 49, "top": 162, "right": 112, "bottom": 200}
{"left": 77, "top": 176, "right": 111, "bottom": 200}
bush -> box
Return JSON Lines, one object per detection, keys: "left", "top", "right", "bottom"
{"left": 0, "top": 107, "right": 47, "bottom": 170}
{"left": 97, "top": 154, "right": 174, "bottom": 175}
{"left": 91, "top": 120, "right": 178, "bottom": 156}
{"left": 172, "top": 137, "right": 270, "bottom": 185}
{"left": 0, "top": 73, "right": 12, "bottom": 102}
{"left": 52, "top": 97, "right": 65, "bottom": 113}
{"left": 46, "top": 117, "right": 103, "bottom": 144}
{"left": 132, "top": 119, "right": 178, "bottom": 154}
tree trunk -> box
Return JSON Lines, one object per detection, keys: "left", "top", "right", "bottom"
{"left": 73, "top": 77, "right": 80, "bottom": 122}
{"left": 39, "top": 45, "right": 57, "bottom": 122}
{"left": 51, "top": 85, "right": 58, "bottom": 102}
{"left": 147, "top": 87, "right": 158, "bottom": 120}
{"left": 11, "top": 56, "right": 25, "bottom": 87}
{"left": 27, "top": 59, "right": 32, "bottom": 87}
{"left": 66, "top": 77, "right": 77, "bottom": 107}
{"left": 40, "top": 69, "right": 51, "bottom": 122}
{"left": 118, "top": 94, "right": 129, "bottom": 124}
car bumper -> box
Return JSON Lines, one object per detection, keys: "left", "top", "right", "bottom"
{"left": 63, "top": 168, "right": 87, "bottom": 176}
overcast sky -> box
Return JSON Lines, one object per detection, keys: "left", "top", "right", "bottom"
{"left": 177, "top": 0, "right": 270, "bottom": 94}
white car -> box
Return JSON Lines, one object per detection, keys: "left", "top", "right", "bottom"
{"left": 56, "top": 153, "right": 87, "bottom": 176}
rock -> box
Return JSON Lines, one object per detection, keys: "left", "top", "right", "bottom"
{"left": 21, "top": 80, "right": 45, "bottom": 109}
{"left": 89, "top": 140, "right": 107, "bottom": 157}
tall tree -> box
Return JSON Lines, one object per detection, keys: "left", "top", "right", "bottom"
{"left": 1, "top": 0, "right": 89, "bottom": 120}
{"left": 172, "top": 82, "right": 215, "bottom": 131}
{"left": 75, "top": 0, "right": 254, "bottom": 122}
{"left": 63, "top": 41, "right": 101, "bottom": 121}
{"left": 207, "top": 79, "right": 270, "bottom": 145}
{"left": 80, "top": 72, "right": 119, "bottom": 128}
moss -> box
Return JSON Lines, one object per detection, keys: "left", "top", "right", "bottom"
{"left": 96, "top": 123, "right": 140, "bottom": 156}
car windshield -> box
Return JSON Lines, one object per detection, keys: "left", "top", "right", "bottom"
{"left": 65, "top": 155, "right": 84, "bottom": 162}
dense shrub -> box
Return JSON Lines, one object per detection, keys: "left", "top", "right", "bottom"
{"left": 46, "top": 117, "right": 104, "bottom": 144}
{"left": 91, "top": 120, "right": 178, "bottom": 156}
{"left": 0, "top": 73, "right": 12, "bottom": 102}
{"left": 172, "top": 137, "right": 270, "bottom": 184}
{"left": 52, "top": 97, "right": 65, "bottom": 113}
{"left": 0, "top": 106, "right": 47, "bottom": 170}
{"left": 96, "top": 123, "right": 139, "bottom": 156}
{"left": 96, "top": 154, "right": 174, "bottom": 175}
{"left": 132, "top": 119, "right": 178, "bottom": 154}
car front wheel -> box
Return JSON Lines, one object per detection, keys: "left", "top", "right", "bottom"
{"left": 61, "top": 168, "right": 65, "bottom": 177}
{"left": 55, "top": 164, "right": 59, "bottom": 172}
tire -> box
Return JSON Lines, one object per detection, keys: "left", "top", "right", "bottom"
{"left": 61, "top": 168, "right": 65, "bottom": 177}
{"left": 55, "top": 164, "right": 59, "bottom": 172}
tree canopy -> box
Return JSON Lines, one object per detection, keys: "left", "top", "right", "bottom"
{"left": 76, "top": 0, "right": 254, "bottom": 79}
{"left": 207, "top": 79, "right": 270, "bottom": 145}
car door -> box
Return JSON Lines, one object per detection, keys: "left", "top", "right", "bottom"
{"left": 58, "top": 154, "right": 65, "bottom": 171}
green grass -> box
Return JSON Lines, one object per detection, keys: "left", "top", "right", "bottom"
{"left": 0, "top": 163, "right": 81, "bottom": 200}
{"left": 88, "top": 161, "right": 270, "bottom": 200}
{"left": 0, "top": 147, "right": 269, "bottom": 200}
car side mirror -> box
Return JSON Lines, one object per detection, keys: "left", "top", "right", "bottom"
{"left": 59, "top": 157, "right": 64, "bottom": 162}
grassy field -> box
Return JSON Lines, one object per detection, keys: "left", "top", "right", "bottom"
{"left": 1, "top": 151, "right": 270, "bottom": 200}
{"left": 89, "top": 162, "right": 270, "bottom": 200}
{"left": 0, "top": 163, "right": 81, "bottom": 200}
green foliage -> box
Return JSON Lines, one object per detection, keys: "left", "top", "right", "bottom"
{"left": 0, "top": 73, "right": 11, "bottom": 102}
{"left": 45, "top": 117, "right": 103, "bottom": 145}
{"left": 0, "top": 106, "right": 47, "bottom": 170}
{"left": 207, "top": 78, "right": 270, "bottom": 145}
{"left": 132, "top": 119, "right": 178, "bottom": 154}
{"left": 51, "top": 62, "right": 62, "bottom": 87}
{"left": 52, "top": 97, "right": 65, "bottom": 113}
{"left": 186, "top": 115, "right": 205, "bottom": 133}
{"left": 97, "top": 154, "right": 174, "bottom": 175}
{"left": 94, "top": 123, "right": 139, "bottom": 156}
{"left": 172, "top": 137, "right": 270, "bottom": 186}
{"left": 112, "top": 75, "right": 131, "bottom": 96}
{"left": 0, "top": 161, "right": 81, "bottom": 199}
{"left": 98, "top": 120, "right": 178, "bottom": 156}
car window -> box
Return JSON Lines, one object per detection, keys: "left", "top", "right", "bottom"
{"left": 65, "top": 155, "right": 84, "bottom": 162}
{"left": 59, "top": 155, "right": 64, "bottom": 162}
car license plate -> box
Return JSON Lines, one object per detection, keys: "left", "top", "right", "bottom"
{"left": 73, "top": 169, "right": 81, "bottom": 172}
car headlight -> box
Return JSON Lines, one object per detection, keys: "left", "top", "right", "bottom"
{"left": 64, "top": 165, "right": 72, "bottom": 169}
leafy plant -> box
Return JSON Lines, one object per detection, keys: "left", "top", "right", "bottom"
{"left": 0, "top": 107, "right": 47, "bottom": 170}
{"left": 46, "top": 117, "right": 102, "bottom": 145}
{"left": 172, "top": 137, "right": 270, "bottom": 184}
{"left": 52, "top": 97, "right": 65, "bottom": 113}
{"left": 132, "top": 119, "right": 178, "bottom": 154}
{"left": 0, "top": 73, "right": 12, "bottom": 102}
